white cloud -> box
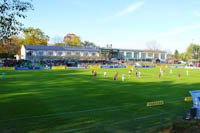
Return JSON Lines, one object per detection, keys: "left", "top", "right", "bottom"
{"left": 98, "top": 1, "right": 145, "bottom": 24}
{"left": 194, "top": 10, "right": 200, "bottom": 17}
{"left": 152, "top": 24, "right": 200, "bottom": 38}
{"left": 116, "top": 1, "right": 145, "bottom": 16}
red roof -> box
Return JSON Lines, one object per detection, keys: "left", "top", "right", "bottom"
{"left": 64, "top": 34, "right": 76, "bottom": 40}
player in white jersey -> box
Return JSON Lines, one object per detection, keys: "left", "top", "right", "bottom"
{"left": 138, "top": 71, "right": 141, "bottom": 78}
{"left": 186, "top": 70, "right": 189, "bottom": 76}
{"left": 131, "top": 68, "right": 134, "bottom": 71}
{"left": 128, "top": 70, "right": 132, "bottom": 77}
{"left": 170, "top": 69, "right": 173, "bottom": 74}
{"left": 104, "top": 72, "right": 107, "bottom": 78}
{"left": 122, "top": 74, "right": 125, "bottom": 82}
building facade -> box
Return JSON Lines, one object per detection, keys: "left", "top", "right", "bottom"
{"left": 20, "top": 45, "right": 168, "bottom": 62}
{"left": 21, "top": 45, "right": 100, "bottom": 62}
{"left": 118, "top": 49, "right": 168, "bottom": 61}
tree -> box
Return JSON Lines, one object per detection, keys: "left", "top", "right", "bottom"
{"left": 0, "top": 0, "right": 33, "bottom": 41}
{"left": 54, "top": 43, "right": 65, "bottom": 46}
{"left": 174, "top": 49, "right": 179, "bottom": 59}
{"left": 19, "top": 27, "right": 49, "bottom": 46}
{"left": 185, "top": 44, "right": 200, "bottom": 60}
{"left": 0, "top": 36, "right": 20, "bottom": 58}
{"left": 64, "top": 34, "right": 81, "bottom": 46}
{"left": 81, "top": 41, "right": 96, "bottom": 47}
{"left": 177, "top": 53, "right": 187, "bottom": 61}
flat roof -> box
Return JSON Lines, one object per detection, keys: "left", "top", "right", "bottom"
{"left": 24, "top": 45, "right": 100, "bottom": 52}
{"left": 118, "top": 48, "right": 166, "bottom": 53}
{"left": 100, "top": 47, "right": 166, "bottom": 53}
{"left": 24, "top": 45, "right": 167, "bottom": 53}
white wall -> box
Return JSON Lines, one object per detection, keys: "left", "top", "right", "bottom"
{"left": 21, "top": 45, "right": 26, "bottom": 60}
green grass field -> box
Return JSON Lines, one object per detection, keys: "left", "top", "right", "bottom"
{"left": 0, "top": 68, "right": 199, "bottom": 133}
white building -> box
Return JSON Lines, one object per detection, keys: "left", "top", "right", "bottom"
{"left": 21, "top": 45, "right": 100, "bottom": 62}
{"left": 118, "top": 49, "right": 168, "bottom": 61}
{"left": 20, "top": 45, "right": 168, "bottom": 62}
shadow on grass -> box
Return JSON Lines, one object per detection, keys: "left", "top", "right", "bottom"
{"left": 0, "top": 69, "right": 198, "bottom": 133}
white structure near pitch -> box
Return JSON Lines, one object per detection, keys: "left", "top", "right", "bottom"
{"left": 190, "top": 90, "right": 200, "bottom": 118}
{"left": 20, "top": 45, "right": 100, "bottom": 62}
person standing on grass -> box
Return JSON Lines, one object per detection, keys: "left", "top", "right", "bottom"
{"left": 158, "top": 72, "right": 161, "bottom": 79}
{"left": 46, "top": 64, "right": 48, "bottom": 69}
{"left": 186, "top": 70, "right": 189, "bottom": 76}
{"left": 94, "top": 71, "right": 97, "bottom": 77}
{"left": 131, "top": 67, "right": 134, "bottom": 72}
{"left": 65, "top": 65, "right": 68, "bottom": 70}
{"left": 2, "top": 72, "right": 5, "bottom": 80}
{"left": 114, "top": 72, "right": 118, "bottom": 80}
{"left": 138, "top": 71, "right": 141, "bottom": 78}
{"left": 161, "top": 70, "right": 164, "bottom": 76}
{"left": 128, "top": 70, "right": 132, "bottom": 77}
{"left": 178, "top": 73, "right": 181, "bottom": 79}
{"left": 170, "top": 69, "right": 173, "bottom": 74}
{"left": 122, "top": 74, "right": 125, "bottom": 82}
{"left": 136, "top": 69, "right": 138, "bottom": 78}
{"left": 104, "top": 72, "right": 107, "bottom": 78}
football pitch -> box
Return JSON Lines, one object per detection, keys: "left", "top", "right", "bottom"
{"left": 0, "top": 68, "right": 199, "bottom": 133}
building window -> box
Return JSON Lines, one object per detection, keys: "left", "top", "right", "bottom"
{"left": 26, "top": 51, "right": 32, "bottom": 56}
{"left": 83, "top": 52, "right": 88, "bottom": 56}
{"left": 75, "top": 52, "right": 80, "bottom": 56}
{"left": 66, "top": 51, "right": 71, "bottom": 55}
{"left": 57, "top": 52, "right": 63, "bottom": 56}
{"left": 148, "top": 53, "right": 153, "bottom": 57}
{"left": 119, "top": 52, "right": 124, "bottom": 57}
{"left": 154, "top": 53, "right": 159, "bottom": 58}
{"left": 161, "top": 54, "right": 165, "bottom": 59}
{"left": 47, "top": 51, "right": 53, "bottom": 56}
{"left": 141, "top": 53, "right": 146, "bottom": 58}
{"left": 91, "top": 53, "right": 96, "bottom": 56}
{"left": 126, "top": 52, "right": 132, "bottom": 58}
{"left": 32, "top": 51, "right": 36, "bottom": 56}
{"left": 134, "top": 52, "right": 139, "bottom": 58}
{"left": 38, "top": 51, "right": 44, "bottom": 56}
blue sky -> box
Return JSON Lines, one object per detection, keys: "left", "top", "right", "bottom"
{"left": 23, "top": 0, "right": 200, "bottom": 53}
